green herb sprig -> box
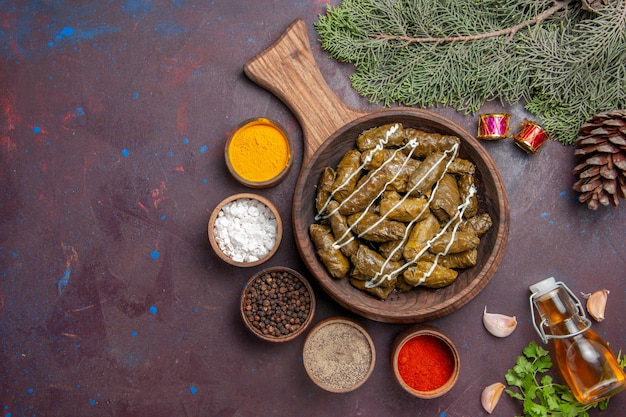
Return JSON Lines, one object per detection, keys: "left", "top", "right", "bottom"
{"left": 505, "top": 341, "right": 625, "bottom": 417}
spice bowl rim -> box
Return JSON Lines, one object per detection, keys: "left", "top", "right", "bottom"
{"left": 208, "top": 192, "right": 283, "bottom": 267}
{"left": 240, "top": 266, "right": 316, "bottom": 342}
{"left": 391, "top": 326, "right": 460, "bottom": 399}
{"left": 225, "top": 117, "right": 293, "bottom": 188}
{"left": 302, "top": 316, "right": 376, "bottom": 393}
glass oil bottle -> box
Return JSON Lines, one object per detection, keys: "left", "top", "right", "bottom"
{"left": 529, "top": 277, "right": 625, "bottom": 405}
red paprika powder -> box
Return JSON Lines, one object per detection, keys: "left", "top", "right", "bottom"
{"left": 397, "top": 334, "right": 455, "bottom": 391}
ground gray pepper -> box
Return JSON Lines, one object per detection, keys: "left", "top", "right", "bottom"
{"left": 242, "top": 270, "right": 312, "bottom": 338}
{"left": 303, "top": 322, "right": 373, "bottom": 391}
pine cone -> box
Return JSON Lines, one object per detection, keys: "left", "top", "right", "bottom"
{"left": 572, "top": 110, "right": 626, "bottom": 210}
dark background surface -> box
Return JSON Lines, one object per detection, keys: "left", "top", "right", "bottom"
{"left": 1, "top": 1, "right": 624, "bottom": 416}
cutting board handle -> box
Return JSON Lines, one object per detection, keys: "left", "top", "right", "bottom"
{"left": 244, "top": 18, "right": 366, "bottom": 163}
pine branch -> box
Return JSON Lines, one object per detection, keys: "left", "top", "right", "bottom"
{"left": 315, "top": 0, "right": 626, "bottom": 145}
{"left": 372, "top": 1, "right": 569, "bottom": 44}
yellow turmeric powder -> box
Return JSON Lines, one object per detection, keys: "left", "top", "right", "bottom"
{"left": 227, "top": 118, "right": 291, "bottom": 184}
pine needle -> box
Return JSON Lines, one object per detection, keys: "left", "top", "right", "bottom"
{"left": 315, "top": 0, "right": 626, "bottom": 145}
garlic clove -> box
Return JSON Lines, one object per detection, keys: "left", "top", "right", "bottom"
{"left": 586, "top": 289, "right": 609, "bottom": 322}
{"left": 483, "top": 306, "right": 517, "bottom": 337}
{"left": 481, "top": 382, "right": 505, "bottom": 414}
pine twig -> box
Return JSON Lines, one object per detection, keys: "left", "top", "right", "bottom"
{"left": 372, "top": 1, "right": 568, "bottom": 44}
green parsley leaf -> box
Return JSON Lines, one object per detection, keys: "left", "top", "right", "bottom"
{"left": 504, "top": 341, "right": 624, "bottom": 417}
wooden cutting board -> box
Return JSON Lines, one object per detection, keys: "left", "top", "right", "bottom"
{"left": 244, "top": 19, "right": 510, "bottom": 323}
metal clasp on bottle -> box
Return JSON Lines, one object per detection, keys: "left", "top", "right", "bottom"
{"left": 530, "top": 280, "right": 592, "bottom": 343}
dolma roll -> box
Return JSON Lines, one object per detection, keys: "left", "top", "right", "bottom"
{"left": 356, "top": 123, "right": 405, "bottom": 151}
{"left": 403, "top": 261, "right": 458, "bottom": 288}
{"left": 378, "top": 239, "right": 405, "bottom": 262}
{"left": 360, "top": 148, "right": 389, "bottom": 170}
{"left": 402, "top": 129, "right": 460, "bottom": 158}
{"left": 430, "top": 173, "right": 460, "bottom": 222}
{"left": 350, "top": 245, "right": 401, "bottom": 284}
{"left": 395, "top": 274, "right": 416, "bottom": 293}
{"left": 315, "top": 167, "right": 336, "bottom": 215}
{"left": 331, "top": 149, "right": 362, "bottom": 202}
{"left": 458, "top": 174, "right": 478, "bottom": 219}
{"left": 447, "top": 158, "right": 475, "bottom": 175}
{"left": 407, "top": 151, "right": 451, "bottom": 196}
{"left": 339, "top": 169, "right": 388, "bottom": 216}
{"left": 309, "top": 224, "right": 350, "bottom": 279}
{"left": 379, "top": 151, "right": 420, "bottom": 193}
{"left": 403, "top": 213, "right": 440, "bottom": 261}
{"left": 379, "top": 191, "right": 429, "bottom": 223}
{"left": 350, "top": 278, "right": 397, "bottom": 300}
{"left": 430, "top": 231, "right": 480, "bottom": 254}
{"left": 327, "top": 201, "right": 360, "bottom": 257}
{"left": 421, "top": 249, "right": 478, "bottom": 269}
{"left": 347, "top": 211, "right": 407, "bottom": 243}
{"left": 459, "top": 213, "right": 493, "bottom": 237}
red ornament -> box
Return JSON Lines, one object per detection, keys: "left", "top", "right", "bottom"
{"left": 514, "top": 120, "right": 549, "bottom": 154}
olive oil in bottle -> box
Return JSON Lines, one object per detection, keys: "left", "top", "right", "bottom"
{"left": 530, "top": 277, "right": 626, "bottom": 405}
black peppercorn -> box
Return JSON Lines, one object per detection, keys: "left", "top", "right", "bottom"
{"left": 242, "top": 269, "right": 313, "bottom": 340}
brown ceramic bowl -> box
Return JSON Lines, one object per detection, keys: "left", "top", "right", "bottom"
{"left": 391, "top": 326, "right": 460, "bottom": 399}
{"left": 208, "top": 193, "right": 282, "bottom": 267}
{"left": 240, "top": 266, "right": 315, "bottom": 342}
{"left": 302, "top": 317, "right": 376, "bottom": 393}
{"left": 225, "top": 117, "right": 292, "bottom": 188}
{"left": 293, "top": 110, "right": 510, "bottom": 323}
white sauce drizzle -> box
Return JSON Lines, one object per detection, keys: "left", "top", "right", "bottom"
{"left": 315, "top": 124, "right": 401, "bottom": 222}
{"left": 315, "top": 124, "right": 477, "bottom": 290}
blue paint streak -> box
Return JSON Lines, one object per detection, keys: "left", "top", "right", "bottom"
{"left": 189, "top": 385, "right": 197, "bottom": 395}
{"left": 131, "top": 331, "right": 138, "bottom": 337}
{"left": 122, "top": 0, "right": 156, "bottom": 15}
{"left": 33, "top": 126, "right": 42, "bottom": 133}
{"left": 133, "top": 91, "right": 139, "bottom": 99}
{"left": 182, "top": 138, "right": 189, "bottom": 144}
{"left": 150, "top": 249, "right": 159, "bottom": 259}
{"left": 60, "top": 26, "right": 75, "bottom": 37}
{"left": 58, "top": 268, "right": 71, "bottom": 294}
{"left": 121, "top": 149, "right": 130, "bottom": 157}
{"left": 149, "top": 305, "right": 158, "bottom": 315}
{"left": 73, "top": 26, "right": 121, "bottom": 41}
{"left": 89, "top": 399, "right": 96, "bottom": 406}
{"left": 200, "top": 145, "right": 207, "bottom": 153}
{"left": 541, "top": 212, "right": 549, "bottom": 219}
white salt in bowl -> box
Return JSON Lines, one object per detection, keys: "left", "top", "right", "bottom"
{"left": 208, "top": 193, "right": 283, "bottom": 267}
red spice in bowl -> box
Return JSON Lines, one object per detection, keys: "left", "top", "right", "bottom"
{"left": 391, "top": 327, "right": 460, "bottom": 398}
